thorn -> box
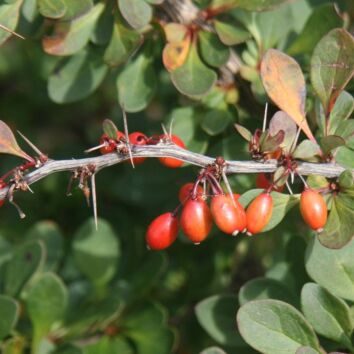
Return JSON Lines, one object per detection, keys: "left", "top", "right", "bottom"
{"left": 161, "top": 123, "right": 169, "bottom": 137}
{"left": 121, "top": 106, "right": 135, "bottom": 169}
{"left": 85, "top": 143, "right": 106, "bottom": 154}
{"left": 91, "top": 174, "right": 98, "bottom": 231}
{"left": 7, "top": 184, "right": 26, "bottom": 219}
{"left": 262, "top": 102, "right": 268, "bottom": 132}
{"left": 17, "top": 130, "right": 45, "bottom": 157}
{"left": 168, "top": 118, "right": 175, "bottom": 138}
{"left": 66, "top": 175, "right": 74, "bottom": 196}
{"left": 297, "top": 172, "right": 308, "bottom": 188}
{"left": 291, "top": 171, "right": 295, "bottom": 184}
{"left": 285, "top": 180, "right": 293, "bottom": 195}
{"left": 221, "top": 170, "right": 236, "bottom": 207}
{"left": 27, "top": 185, "right": 34, "bottom": 194}
{"left": 0, "top": 23, "right": 25, "bottom": 40}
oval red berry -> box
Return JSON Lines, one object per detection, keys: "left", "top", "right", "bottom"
{"left": 180, "top": 199, "right": 212, "bottom": 244}
{"left": 211, "top": 194, "right": 246, "bottom": 235}
{"left": 246, "top": 193, "right": 273, "bottom": 235}
{"left": 146, "top": 212, "right": 179, "bottom": 250}
{"left": 300, "top": 189, "right": 327, "bottom": 232}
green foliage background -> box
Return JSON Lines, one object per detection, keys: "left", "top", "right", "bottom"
{"left": 0, "top": 0, "right": 353, "bottom": 353}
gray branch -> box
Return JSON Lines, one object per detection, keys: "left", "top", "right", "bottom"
{"left": 0, "top": 144, "right": 348, "bottom": 199}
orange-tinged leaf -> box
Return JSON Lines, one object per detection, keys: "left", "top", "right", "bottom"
{"left": 261, "top": 49, "right": 316, "bottom": 142}
{"left": 0, "top": 121, "right": 32, "bottom": 161}
{"left": 163, "top": 35, "right": 191, "bottom": 72}
{"left": 164, "top": 23, "right": 188, "bottom": 43}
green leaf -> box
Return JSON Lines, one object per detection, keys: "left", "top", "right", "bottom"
{"left": 72, "top": 218, "right": 120, "bottom": 285}
{"left": 293, "top": 140, "right": 321, "bottom": 160}
{"left": 38, "top": 0, "right": 67, "bottom": 19}
{"left": 301, "top": 283, "right": 353, "bottom": 349}
{"left": 201, "top": 103, "right": 232, "bottom": 136}
{"left": 296, "top": 347, "right": 319, "bottom": 354}
{"left": 83, "top": 336, "right": 133, "bottom": 354}
{"left": 198, "top": 31, "right": 230, "bottom": 68}
{"left": 61, "top": 0, "right": 92, "bottom": 21}
{"left": 335, "top": 146, "right": 354, "bottom": 169}
{"left": 117, "top": 51, "right": 156, "bottom": 113}
{"left": 4, "top": 240, "right": 44, "bottom": 297}
{"left": 237, "top": 300, "right": 320, "bottom": 354}
{"left": 196, "top": 295, "right": 246, "bottom": 347}
{"left": 42, "top": 3, "right": 104, "bottom": 56}
{"left": 211, "top": 0, "right": 289, "bottom": 12}
{"left": 2, "top": 337, "right": 26, "bottom": 354}
{"left": 0, "top": 295, "right": 19, "bottom": 340}
{"left": 123, "top": 302, "right": 175, "bottom": 354}
{"left": 200, "top": 348, "right": 227, "bottom": 354}
{"left": 214, "top": 20, "right": 250, "bottom": 46}
{"left": 287, "top": 4, "right": 343, "bottom": 56}
{"left": 171, "top": 40, "right": 217, "bottom": 98}
{"left": 334, "top": 119, "right": 354, "bottom": 149}
{"left": 306, "top": 237, "right": 354, "bottom": 301}
{"left": 239, "top": 277, "right": 297, "bottom": 307}
{"left": 329, "top": 91, "right": 354, "bottom": 134}
{"left": 54, "top": 344, "right": 84, "bottom": 354}
{"left": 338, "top": 170, "right": 353, "bottom": 190}
{"left": 0, "top": 1, "right": 22, "bottom": 46}
{"left": 90, "top": 1, "right": 114, "bottom": 46}
{"left": 48, "top": 47, "right": 108, "bottom": 103}
{"left": 318, "top": 193, "right": 354, "bottom": 248}
{"left": 167, "top": 106, "right": 208, "bottom": 154}
{"left": 102, "top": 119, "right": 118, "bottom": 139}
{"left": 235, "top": 124, "right": 252, "bottom": 142}
{"left": 118, "top": 0, "right": 152, "bottom": 30}
{"left": 26, "top": 221, "right": 63, "bottom": 271}
{"left": 311, "top": 29, "right": 354, "bottom": 116}
{"left": 239, "top": 189, "right": 299, "bottom": 232}
{"left": 104, "top": 13, "right": 142, "bottom": 67}
{"left": 319, "top": 135, "right": 346, "bottom": 155}
{"left": 232, "top": 5, "right": 295, "bottom": 51}
{"left": 27, "top": 273, "right": 67, "bottom": 353}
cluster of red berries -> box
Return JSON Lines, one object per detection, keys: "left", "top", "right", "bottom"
{"left": 98, "top": 130, "right": 186, "bottom": 168}
{"left": 146, "top": 181, "right": 276, "bottom": 250}
{"left": 146, "top": 183, "right": 328, "bottom": 251}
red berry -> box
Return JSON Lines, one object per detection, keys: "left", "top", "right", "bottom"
{"left": 256, "top": 173, "right": 284, "bottom": 192}
{"left": 159, "top": 134, "right": 185, "bottom": 168}
{"left": 146, "top": 212, "right": 179, "bottom": 250}
{"left": 129, "top": 132, "right": 148, "bottom": 165}
{"left": 211, "top": 194, "right": 246, "bottom": 235}
{"left": 178, "top": 183, "right": 203, "bottom": 204}
{"left": 300, "top": 189, "right": 327, "bottom": 232}
{"left": 246, "top": 193, "right": 273, "bottom": 235}
{"left": 180, "top": 199, "right": 212, "bottom": 244}
{"left": 0, "top": 199, "right": 4, "bottom": 207}
{"left": 99, "top": 131, "right": 125, "bottom": 155}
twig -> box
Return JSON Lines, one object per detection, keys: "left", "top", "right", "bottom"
{"left": 0, "top": 145, "right": 349, "bottom": 199}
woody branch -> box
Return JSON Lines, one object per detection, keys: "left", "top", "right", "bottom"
{"left": 0, "top": 144, "right": 348, "bottom": 199}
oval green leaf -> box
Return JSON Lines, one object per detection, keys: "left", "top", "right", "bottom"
{"left": 301, "top": 282, "right": 353, "bottom": 349}
{"left": 0, "top": 295, "right": 19, "bottom": 340}
{"left": 237, "top": 299, "right": 320, "bottom": 354}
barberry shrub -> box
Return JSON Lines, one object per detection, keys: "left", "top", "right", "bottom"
{"left": 0, "top": 0, "right": 353, "bottom": 354}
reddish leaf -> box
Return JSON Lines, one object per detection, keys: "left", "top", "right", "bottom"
{"left": 261, "top": 49, "right": 316, "bottom": 142}
{"left": 0, "top": 121, "right": 32, "bottom": 161}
